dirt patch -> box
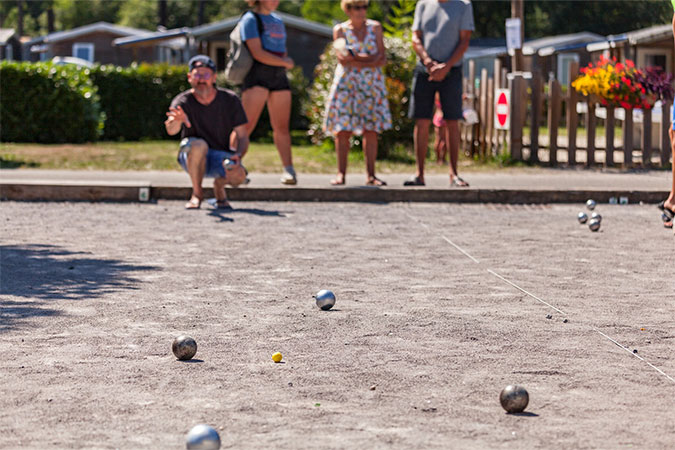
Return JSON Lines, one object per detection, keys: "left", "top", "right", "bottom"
{"left": 1, "top": 201, "right": 673, "bottom": 449}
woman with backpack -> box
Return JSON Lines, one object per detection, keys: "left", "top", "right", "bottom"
{"left": 239, "top": 0, "right": 297, "bottom": 185}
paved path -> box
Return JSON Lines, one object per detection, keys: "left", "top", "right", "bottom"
{"left": 0, "top": 168, "right": 671, "bottom": 204}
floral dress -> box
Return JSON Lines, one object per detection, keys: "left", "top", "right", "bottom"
{"left": 323, "top": 21, "right": 392, "bottom": 135}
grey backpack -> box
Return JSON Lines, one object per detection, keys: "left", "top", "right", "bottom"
{"left": 224, "top": 11, "right": 263, "bottom": 85}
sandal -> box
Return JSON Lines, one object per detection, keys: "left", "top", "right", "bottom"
{"left": 403, "top": 176, "right": 425, "bottom": 186}
{"left": 658, "top": 200, "right": 674, "bottom": 220}
{"left": 366, "top": 177, "right": 387, "bottom": 186}
{"left": 450, "top": 176, "right": 469, "bottom": 187}
{"left": 184, "top": 196, "right": 202, "bottom": 210}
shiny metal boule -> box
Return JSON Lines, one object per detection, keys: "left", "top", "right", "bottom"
{"left": 314, "top": 290, "right": 336, "bottom": 311}
{"left": 577, "top": 212, "right": 588, "bottom": 224}
{"left": 172, "top": 335, "right": 197, "bottom": 360}
{"left": 586, "top": 199, "right": 596, "bottom": 211}
{"left": 588, "top": 218, "right": 601, "bottom": 232}
{"left": 186, "top": 424, "right": 221, "bottom": 450}
{"left": 591, "top": 212, "right": 602, "bottom": 223}
{"left": 499, "top": 385, "right": 529, "bottom": 413}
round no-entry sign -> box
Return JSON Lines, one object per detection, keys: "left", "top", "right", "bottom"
{"left": 494, "top": 89, "right": 510, "bottom": 130}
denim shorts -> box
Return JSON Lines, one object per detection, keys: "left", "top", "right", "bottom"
{"left": 177, "top": 137, "right": 236, "bottom": 179}
{"left": 408, "top": 64, "right": 463, "bottom": 120}
{"left": 242, "top": 61, "right": 290, "bottom": 92}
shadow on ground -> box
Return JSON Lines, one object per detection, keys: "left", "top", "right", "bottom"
{"left": 0, "top": 244, "right": 157, "bottom": 331}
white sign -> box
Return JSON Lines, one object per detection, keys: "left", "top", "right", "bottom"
{"left": 505, "top": 18, "right": 522, "bottom": 50}
{"left": 494, "top": 89, "right": 510, "bottom": 130}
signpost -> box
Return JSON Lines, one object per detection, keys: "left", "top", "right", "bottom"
{"left": 494, "top": 89, "right": 510, "bottom": 131}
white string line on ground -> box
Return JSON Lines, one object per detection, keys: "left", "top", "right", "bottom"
{"left": 404, "top": 212, "right": 480, "bottom": 264}
{"left": 593, "top": 329, "right": 675, "bottom": 383}
{"left": 405, "top": 206, "right": 675, "bottom": 385}
{"left": 487, "top": 269, "right": 566, "bottom": 315}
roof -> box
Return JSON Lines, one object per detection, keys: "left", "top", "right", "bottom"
{"left": 191, "top": 12, "right": 333, "bottom": 38}
{"left": 0, "top": 28, "right": 16, "bottom": 45}
{"left": 465, "top": 32, "right": 603, "bottom": 61}
{"left": 587, "top": 23, "right": 672, "bottom": 52}
{"left": 114, "top": 11, "right": 333, "bottom": 48}
{"left": 25, "top": 21, "right": 152, "bottom": 46}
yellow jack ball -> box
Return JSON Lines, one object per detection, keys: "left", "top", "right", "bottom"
{"left": 272, "top": 352, "right": 283, "bottom": 363}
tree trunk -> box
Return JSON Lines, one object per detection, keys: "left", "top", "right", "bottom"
{"left": 47, "top": 1, "right": 55, "bottom": 33}
{"left": 158, "top": 0, "right": 167, "bottom": 28}
{"left": 16, "top": 0, "right": 24, "bottom": 37}
{"left": 197, "top": 0, "right": 205, "bottom": 26}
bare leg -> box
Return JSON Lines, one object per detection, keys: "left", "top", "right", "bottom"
{"left": 446, "top": 119, "right": 468, "bottom": 186}
{"left": 267, "top": 89, "right": 293, "bottom": 168}
{"left": 241, "top": 86, "right": 269, "bottom": 138}
{"left": 667, "top": 128, "right": 675, "bottom": 209}
{"left": 413, "top": 119, "right": 431, "bottom": 183}
{"left": 332, "top": 131, "right": 351, "bottom": 185}
{"left": 363, "top": 130, "right": 384, "bottom": 185}
{"left": 185, "top": 139, "right": 208, "bottom": 207}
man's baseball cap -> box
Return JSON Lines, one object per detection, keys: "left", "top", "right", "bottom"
{"left": 188, "top": 55, "right": 216, "bottom": 72}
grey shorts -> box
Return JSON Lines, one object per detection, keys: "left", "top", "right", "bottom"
{"left": 408, "top": 64, "right": 463, "bottom": 120}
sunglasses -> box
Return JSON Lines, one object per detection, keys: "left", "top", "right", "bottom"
{"left": 349, "top": 4, "right": 368, "bottom": 10}
{"left": 191, "top": 72, "right": 213, "bottom": 80}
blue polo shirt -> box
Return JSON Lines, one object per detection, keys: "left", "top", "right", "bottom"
{"left": 240, "top": 11, "right": 287, "bottom": 56}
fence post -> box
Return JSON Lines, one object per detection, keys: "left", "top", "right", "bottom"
{"left": 547, "top": 78, "right": 561, "bottom": 166}
{"left": 586, "top": 100, "right": 596, "bottom": 166}
{"left": 642, "top": 108, "right": 652, "bottom": 166}
{"left": 468, "top": 60, "right": 477, "bottom": 157}
{"left": 605, "top": 105, "right": 615, "bottom": 167}
{"left": 661, "top": 101, "right": 672, "bottom": 166}
{"left": 479, "top": 68, "right": 488, "bottom": 157}
{"left": 529, "top": 70, "right": 542, "bottom": 163}
{"left": 624, "top": 109, "right": 634, "bottom": 167}
{"left": 509, "top": 75, "right": 524, "bottom": 161}
{"left": 567, "top": 61, "right": 579, "bottom": 165}
{"left": 487, "top": 76, "right": 495, "bottom": 156}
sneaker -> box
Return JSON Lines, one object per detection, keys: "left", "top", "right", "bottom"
{"left": 280, "top": 171, "right": 297, "bottom": 185}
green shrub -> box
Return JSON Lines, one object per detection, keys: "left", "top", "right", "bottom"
{"left": 90, "top": 63, "right": 190, "bottom": 141}
{"left": 306, "top": 35, "right": 416, "bottom": 158}
{"left": 0, "top": 61, "right": 102, "bottom": 143}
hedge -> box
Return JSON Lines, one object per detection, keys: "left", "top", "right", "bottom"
{"left": 90, "top": 63, "right": 190, "bottom": 141}
{"left": 0, "top": 61, "right": 102, "bottom": 143}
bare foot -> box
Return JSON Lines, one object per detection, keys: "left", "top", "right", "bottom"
{"left": 184, "top": 196, "right": 202, "bottom": 210}
{"left": 330, "top": 174, "right": 345, "bottom": 185}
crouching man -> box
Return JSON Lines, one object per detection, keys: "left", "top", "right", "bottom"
{"left": 165, "top": 55, "right": 249, "bottom": 210}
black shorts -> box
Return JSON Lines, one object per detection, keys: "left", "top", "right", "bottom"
{"left": 408, "top": 64, "right": 463, "bottom": 120}
{"left": 242, "top": 61, "right": 290, "bottom": 92}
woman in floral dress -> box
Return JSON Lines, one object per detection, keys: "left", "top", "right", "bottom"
{"left": 323, "top": 0, "right": 392, "bottom": 186}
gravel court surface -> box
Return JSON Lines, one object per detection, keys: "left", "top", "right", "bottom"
{"left": 0, "top": 201, "right": 674, "bottom": 449}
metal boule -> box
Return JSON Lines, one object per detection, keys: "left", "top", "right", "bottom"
{"left": 588, "top": 218, "right": 601, "bottom": 232}
{"left": 577, "top": 212, "right": 588, "bottom": 224}
{"left": 172, "top": 335, "right": 197, "bottom": 361}
{"left": 586, "top": 199, "right": 596, "bottom": 211}
{"left": 591, "top": 212, "right": 602, "bottom": 223}
{"left": 499, "top": 385, "right": 529, "bottom": 413}
{"left": 314, "top": 290, "right": 336, "bottom": 311}
{"left": 186, "top": 424, "right": 221, "bottom": 450}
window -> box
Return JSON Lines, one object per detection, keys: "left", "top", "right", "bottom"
{"left": 637, "top": 47, "right": 671, "bottom": 73}
{"left": 5, "top": 44, "right": 12, "bottom": 60}
{"left": 557, "top": 53, "right": 579, "bottom": 86}
{"left": 72, "top": 43, "right": 94, "bottom": 62}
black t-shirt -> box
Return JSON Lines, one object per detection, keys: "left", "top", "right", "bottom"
{"left": 169, "top": 87, "right": 248, "bottom": 151}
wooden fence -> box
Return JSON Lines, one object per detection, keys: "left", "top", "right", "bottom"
{"left": 461, "top": 59, "right": 673, "bottom": 167}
